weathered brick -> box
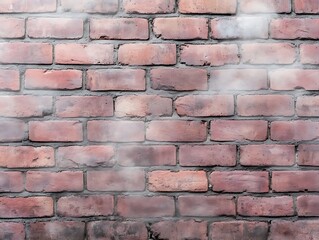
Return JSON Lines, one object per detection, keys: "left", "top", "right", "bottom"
{"left": 57, "top": 146, "right": 115, "bottom": 168}
{"left": 0, "top": 120, "right": 26, "bottom": 142}
{"left": 178, "top": 195, "right": 235, "bottom": 216}
{"left": 118, "top": 145, "right": 176, "bottom": 166}
{"left": 240, "top": 0, "right": 291, "bottom": 13}
{"left": 175, "top": 95, "right": 234, "bottom": 117}
{"left": 211, "top": 120, "right": 268, "bottom": 141}
{"left": 90, "top": 18, "right": 148, "bottom": 40}
{"left": 295, "top": 0, "right": 319, "bottom": 13}
{"left": 298, "top": 144, "right": 319, "bottom": 166}
{"left": 117, "top": 196, "right": 174, "bottom": 217}
{"left": 242, "top": 43, "right": 296, "bottom": 64}
{"left": 26, "top": 171, "right": 83, "bottom": 192}
{"left": 210, "top": 221, "right": 269, "bottom": 240}
{"left": 0, "top": 222, "right": 25, "bottom": 240}
{"left": 210, "top": 171, "right": 269, "bottom": 193}
{"left": 61, "top": 0, "right": 118, "bottom": 13}
{"left": 29, "top": 121, "right": 83, "bottom": 142}
{"left": 297, "top": 96, "right": 319, "bottom": 116}
{"left": 0, "top": 69, "right": 20, "bottom": 91}
{"left": 30, "top": 221, "right": 85, "bottom": 240}
{"left": 0, "top": 146, "right": 54, "bottom": 168}
{"left": 148, "top": 171, "right": 208, "bottom": 192}
{"left": 154, "top": 18, "right": 208, "bottom": 40}
{"left": 180, "top": 44, "right": 239, "bottom": 66}
{"left": 28, "top": 17, "right": 83, "bottom": 39}
{"left": 240, "top": 145, "right": 295, "bottom": 166}
{"left": 0, "top": 17, "right": 24, "bottom": 38}
{"left": 301, "top": 44, "right": 319, "bottom": 64}
{"left": 0, "top": 197, "right": 53, "bottom": 218}
{"left": 238, "top": 196, "right": 294, "bottom": 216}
{"left": 118, "top": 44, "right": 176, "bottom": 65}
{"left": 272, "top": 171, "right": 319, "bottom": 192}
{"left": 151, "top": 68, "right": 208, "bottom": 91}
{"left": 115, "top": 95, "right": 172, "bottom": 117}
{"left": 297, "top": 195, "right": 319, "bottom": 216}
{"left": 123, "top": 0, "right": 175, "bottom": 13}
{"left": 0, "top": 172, "right": 23, "bottom": 192}
{"left": 87, "top": 169, "right": 145, "bottom": 191}
{"left": 56, "top": 96, "right": 113, "bottom": 117}
{"left": 87, "top": 120, "right": 144, "bottom": 142}
{"left": 210, "top": 69, "right": 268, "bottom": 91}
{"left": 57, "top": 195, "right": 114, "bottom": 217}
{"left": 55, "top": 44, "right": 113, "bottom": 65}
{"left": 146, "top": 120, "right": 207, "bottom": 142}
{"left": 0, "top": 0, "right": 56, "bottom": 12}
{"left": 179, "top": 0, "right": 237, "bottom": 14}
{"left": 179, "top": 145, "right": 236, "bottom": 166}
{"left": 0, "top": 43, "right": 52, "bottom": 64}
{"left": 87, "top": 69, "right": 146, "bottom": 91}
{"left": 237, "top": 95, "right": 294, "bottom": 116}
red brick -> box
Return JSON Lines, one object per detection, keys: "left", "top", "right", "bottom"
{"left": 0, "top": 172, "right": 23, "bottom": 192}
{"left": 0, "top": 95, "right": 52, "bottom": 117}
{"left": 179, "top": 145, "right": 236, "bottom": 166}
{"left": 0, "top": 120, "right": 26, "bottom": 142}
{"left": 151, "top": 68, "right": 208, "bottom": 91}
{"left": 30, "top": 221, "right": 85, "bottom": 240}
{"left": 0, "top": 0, "right": 56, "bottom": 12}
{"left": 154, "top": 18, "right": 208, "bottom": 40}
{"left": 242, "top": 43, "right": 296, "bottom": 64}
{"left": 90, "top": 18, "right": 148, "bottom": 40}
{"left": 211, "top": 17, "right": 269, "bottom": 39}
{"left": 269, "top": 220, "right": 319, "bottom": 240}
{"left": 88, "top": 120, "right": 144, "bottom": 142}
{"left": 295, "top": 0, "right": 319, "bottom": 13}
{"left": 271, "top": 121, "right": 319, "bottom": 141}
{"left": 148, "top": 171, "right": 208, "bottom": 192}
{"left": 146, "top": 120, "right": 207, "bottom": 142}
{"left": 58, "top": 195, "right": 114, "bottom": 217}
{"left": 271, "top": 19, "right": 319, "bottom": 39}
{"left": 210, "top": 69, "right": 268, "bottom": 91}
{"left": 179, "top": 0, "right": 237, "bottom": 14}
{"left": 25, "top": 69, "right": 82, "bottom": 90}
{"left": 0, "top": 222, "right": 25, "bottom": 240}
{"left": 0, "top": 69, "right": 19, "bottom": 91}
{"left": 28, "top": 17, "right": 82, "bottom": 39}
{"left": 240, "top": 0, "right": 291, "bottom": 13}
{"left": 26, "top": 171, "right": 83, "bottom": 192}
{"left": 57, "top": 145, "right": 115, "bottom": 168}
{"left": 0, "top": 146, "right": 54, "bottom": 168}
{"left": 301, "top": 44, "right": 319, "bottom": 64}
{"left": 298, "top": 144, "right": 319, "bottom": 166}
{"left": 297, "top": 96, "right": 319, "bottom": 116}
{"left": 116, "top": 95, "right": 172, "bottom": 117}
{"left": 238, "top": 196, "right": 294, "bottom": 216}
{"left": 270, "top": 69, "right": 319, "bottom": 90}
{"left": 117, "top": 196, "right": 174, "bottom": 217}
{"left": 210, "top": 221, "right": 269, "bottom": 240}
{"left": 87, "top": 221, "right": 148, "bottom": 240}
{"left": 87, "top": 69, "right": 145, "bottom": 91}
{"left": 211, "top": 120, "right": 268, "bottom": 141}
{"left": 87, "top": 169, "right": 145, "bottom": 191}
{"left": 56, "top": 96, "right": 113, "bottom": 117}
{"left": 118, "top": 145, "right": 176, "bottom": 166}
{"left": 0, "top": 42, "right": 52, "bottom": 64}
{"left": 151, "top": 220, "right": 207, "bottom": 240}
{"left": 210, "top": 171, "right": 269, "bottom": 193}
{"left": 237, "top": 95, "right": 294, "bottom": 116}
{"left": 175, "top": 95, "right": 234, "bottom": 117}
{"left": 272, "top": 171, "right": 319, "bottom": 192}
{"left": 61, "top": 0, "right": 118, "bottom": 13}
{"left": 118, "top": 44, "right": 176, "bottom": 65}
{"left": 180, "top": 44, "right": 239, "bottom": 66}
{"left": 240, "top": 145, "right": 295, "bottom": 166}
{"left": 55, "top": 44, "right": 113, "bottom": 65}
{"left": 0, "top": 17, "right": 24, "bottom": 38}
{"left": 178, "top": 195, "right": 235, "bottom": 216}
{"left": 0, "top": 197, "right": 53, "bottom": 218}
{"left": 297, "top": 195, "right": 319, "bottom": 216}
{"left": 29, "top": 121, "right": 83, "bottom": 142}
{"left": 123, "top": 0, "right": 175, "bottom": 13}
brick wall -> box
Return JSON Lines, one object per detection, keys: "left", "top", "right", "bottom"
{"left": 0, "top": 0, "right": 319, "bottom": 239}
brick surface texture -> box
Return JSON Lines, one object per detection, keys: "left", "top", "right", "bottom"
{"left": 0, "top": 0, "right": 318, "bottom": 239}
